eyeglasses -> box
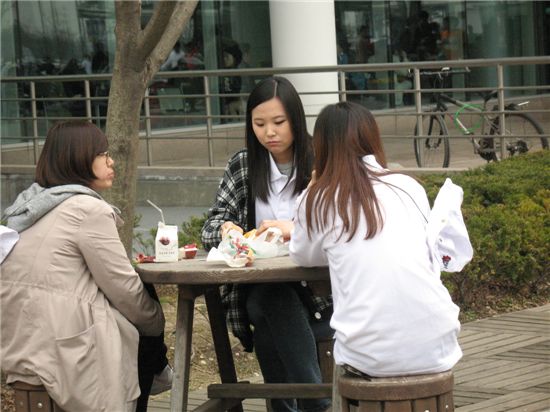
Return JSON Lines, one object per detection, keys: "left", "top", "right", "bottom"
{"left": 97, "top": 151, "right": 111, "bottom": 164}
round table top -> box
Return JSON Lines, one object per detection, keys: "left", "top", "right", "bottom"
{"left": 136, "top": 254, "right": 329, "bottom": 285}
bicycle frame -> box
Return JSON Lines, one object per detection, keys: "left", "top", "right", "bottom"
{"left": 429, "top": 89, "right": 534, "bottom": 157}
{"left": 434, "top": 92, "right": 488, "bottom": 155}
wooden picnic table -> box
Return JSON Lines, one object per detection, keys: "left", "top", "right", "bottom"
{"left": 136, "top": 255, "right": 331, "bottom": 412}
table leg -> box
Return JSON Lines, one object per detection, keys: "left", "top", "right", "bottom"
{"left": 170, "top": 286, "right": 197, "bottom": 412}
{"left": 204, "top": 287, "right": 243, "bottom": 412}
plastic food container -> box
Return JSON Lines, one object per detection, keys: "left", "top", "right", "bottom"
{"left": 179, "top": 243, "right": 198, "bottom": 259}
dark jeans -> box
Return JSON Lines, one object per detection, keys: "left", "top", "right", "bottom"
{"left": 246, "top": 283, "right": 332, "bottom": 412}
{"left": 136, "top": 283, "right": 169, "bottom": 412}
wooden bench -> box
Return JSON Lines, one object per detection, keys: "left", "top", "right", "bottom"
{"left": 205, "top": 337, "right": 334, "bottom": 411}
{"left": 338, "top": 370, "right": 454, "bottom": 412}
{"left": 11, "top": 382, "right": 65, "bottom": 412}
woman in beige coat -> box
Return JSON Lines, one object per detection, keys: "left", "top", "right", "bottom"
{"left": 1, "top": 121, "right": 165, "bottom": 411}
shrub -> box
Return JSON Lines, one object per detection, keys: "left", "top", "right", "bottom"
{"left": 420, "top": 151, "right": 549, "bottom": 309}
{"left": 178, "top": 213, "right": 207, "bottom": 248}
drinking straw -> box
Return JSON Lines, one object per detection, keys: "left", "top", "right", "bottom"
{"left": 146, "top": 199, "right": 165, "bottom": 224}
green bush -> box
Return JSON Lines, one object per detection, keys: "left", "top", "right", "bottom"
{"left": 420, "top": 151, "right": 549, "bottom": 309}
{"left": 178, "top": 213, "right": 208, "bottom": 248}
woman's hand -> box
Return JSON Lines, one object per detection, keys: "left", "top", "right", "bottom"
{"left": 220, "top": 221, "right": 243, "bottom": 238}
{"left": 256, "top": 220, "right": 295, "bottom": 241}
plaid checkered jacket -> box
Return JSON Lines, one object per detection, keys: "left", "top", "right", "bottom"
{"left": 201, "top": 149, "right": 333, "bottom": 352}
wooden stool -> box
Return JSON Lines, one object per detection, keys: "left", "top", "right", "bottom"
{"left": 307, "top": 279, "right": 335, "bottom": 384}
{"left": 338, "top": 370, "right": 454, "bottom": 412}
{"left": 11, "top": 382, "right": 65, "bottom": 412}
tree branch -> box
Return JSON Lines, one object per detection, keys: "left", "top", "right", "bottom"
{"left": 138, "top": 0, "right": 178, "bottom": 60}
{"left": 146, "top": 0, "right": 199, "bottom": 76}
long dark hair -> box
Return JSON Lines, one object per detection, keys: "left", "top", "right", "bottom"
{"left": 245, "top": 76, "right": 312, "bottom": 203}
{"left": 305, "top": 101, "right": 388, "bottom": 241}
{"left": 35, "top": 121, "right": 108, "bottom": 188}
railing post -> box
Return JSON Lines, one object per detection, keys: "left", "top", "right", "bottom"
{"left": 338, "top": 71, "right": 347, "bottom": 102}
{"left": 413, "top": 68, "right": 423, "bottom": 167}
{"left": 30, "top": 81, "right": 39, "bottom": 164}
{"left": 144, "top": 88, "right": 153, "bottom": 166}
{"left": 84, "top": 80, "right": 92, "bottom": 122}
{"left": 496, "top": 64, "right": 506, "bottom": 160}
{"left": 204, "top": 76, "right": 214, "bottom": 167}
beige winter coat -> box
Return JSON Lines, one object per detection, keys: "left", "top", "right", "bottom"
{"left": 1, "top": 195, "right": 165, "bottom": 412}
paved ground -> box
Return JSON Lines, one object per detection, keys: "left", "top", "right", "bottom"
{"left": 147, "top": 304, "right": 550, "bottom": 412}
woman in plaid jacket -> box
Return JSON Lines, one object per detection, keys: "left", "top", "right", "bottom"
{"left": 201, "top": 77, "right": 332, "bottom": 412}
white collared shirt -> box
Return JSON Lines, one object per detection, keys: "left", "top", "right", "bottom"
{"left": 290, "top": 155, "right": 462, "bottom": 377}
{"left": 255, "top": 154, "right": 297, "bottom": 227}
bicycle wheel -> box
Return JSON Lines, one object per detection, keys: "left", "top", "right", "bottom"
{"left": 414, "top": 113, "right": 451, "bottom": 168}
{"left": 483, "top": 112, "right": 548, "bottom": 161}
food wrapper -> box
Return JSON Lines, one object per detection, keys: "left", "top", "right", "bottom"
{"left": 206, "top": 227, "right": 288, "bottom": 267}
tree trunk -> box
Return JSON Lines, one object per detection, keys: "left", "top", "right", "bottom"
{"left": 104, "top": 0, "right": 199, "bottom": 255}
{"left": 105, "top": 69, "right": 147, "bottom": 250}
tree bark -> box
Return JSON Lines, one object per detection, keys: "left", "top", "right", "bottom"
{"left": 104, "top": 0, "right": 199, "bottom": 254}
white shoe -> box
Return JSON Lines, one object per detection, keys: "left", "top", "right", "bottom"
{"left": 150, "top": 365, "right": 173, "bottom": 395}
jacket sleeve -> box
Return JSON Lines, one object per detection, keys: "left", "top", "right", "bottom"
{"left": 201, "top": 154, "right": 247, "bottom": 250}
{"left": 289, "top": 192, "right": 329, "bottom": 267}
{"left": 77, "top": 202, "right": 165, "bottom": 337}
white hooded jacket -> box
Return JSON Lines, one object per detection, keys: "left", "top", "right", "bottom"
{"left": 290, "top": 155, "right": 464, "bottom": 377}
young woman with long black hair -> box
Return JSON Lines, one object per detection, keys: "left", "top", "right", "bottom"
{"left": 202, "top": 77, "right": 332, "bottom": 412}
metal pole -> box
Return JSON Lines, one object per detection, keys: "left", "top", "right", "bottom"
{"left": 496, "top": 64, "right": 506, "bottom": 160}
{"left": 338, "top": 71, "right": 347, "bottom": 102}
{"left": 30, "top": 81, "right": 39, "bottom": 164}
{"left": 144, "top": 88, "right": 153, "bottom": 166}
{"left": 413, "top": 68, "right": 423, "bottom": 166}
{"left": 84, "top": 80, "right": 92, "bottom": 122}
{"left": 204, "top": 76, "right": 214, "bottom": 167}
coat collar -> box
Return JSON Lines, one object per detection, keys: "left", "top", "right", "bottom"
{"left": 362, "top": 154, "right": 386, "bottom": 171}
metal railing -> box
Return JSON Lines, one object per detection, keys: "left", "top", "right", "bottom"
{"left": 1, "top": 56, "right": 549, "bottom": 168}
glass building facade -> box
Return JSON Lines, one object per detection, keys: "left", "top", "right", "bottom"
{"left": 1, "top": 0, "right": 549, "bottom": 138}
{"left": 334, "top": 1, "right": 549, "bottom": 108}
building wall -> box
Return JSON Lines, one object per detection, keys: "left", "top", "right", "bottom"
{"left": 1, "top": 1, "right": 548, "bottom": 142}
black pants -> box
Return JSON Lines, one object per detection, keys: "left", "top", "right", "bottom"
{"left": 136, "top": 283, "right": 169, "bottom": 412}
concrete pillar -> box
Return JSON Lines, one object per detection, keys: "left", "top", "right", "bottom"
{"left": 269, "top": 0, "right": 339, "bottom": 132}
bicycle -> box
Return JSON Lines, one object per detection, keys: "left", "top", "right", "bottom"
{"left": 413, "top": 67, "right": 548, "bottom": 168}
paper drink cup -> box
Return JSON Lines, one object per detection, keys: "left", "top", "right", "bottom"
{"left": 155, "top": 222, "right": 179, "bottom": 262}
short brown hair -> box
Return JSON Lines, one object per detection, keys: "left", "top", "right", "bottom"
{"left": 35, "top": 121, "right": 108, "bottom": 188}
